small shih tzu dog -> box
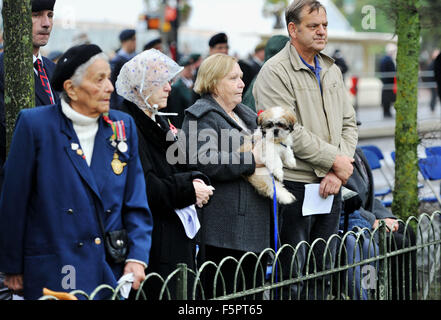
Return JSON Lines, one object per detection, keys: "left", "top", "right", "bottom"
{"left": 240, "top": 106, "right": 297, "bottom": 204}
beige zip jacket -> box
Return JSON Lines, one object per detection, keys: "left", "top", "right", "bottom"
{"left": 253, "top": 41, "right": 358, "bottom": 183}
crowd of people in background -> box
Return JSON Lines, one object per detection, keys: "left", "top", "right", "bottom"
{"left": 0, "top": 0, "right": 436, "bottom": 300}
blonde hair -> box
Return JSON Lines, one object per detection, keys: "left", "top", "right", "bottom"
{"left": 193, "top": 53, "right": 237, "bottom": 95}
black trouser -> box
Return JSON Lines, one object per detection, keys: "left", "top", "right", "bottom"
{"left": 199, "top": 245, "right": 268, "bottom": 300}
{"left": 388, "top": 223, "right": 417, "bottom": 300}
{"left": 278, "top": 181, "right": 341, "bottom": 300}
{"left": 381, "top": 89, "right": 395, "bottom": 117}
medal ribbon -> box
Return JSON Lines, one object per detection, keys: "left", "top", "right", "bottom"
{"left": 115, "top": 120, "right": 127, "bottom": 142}
{"left": 102, "top": 113, "right": 117, "bottom": 141}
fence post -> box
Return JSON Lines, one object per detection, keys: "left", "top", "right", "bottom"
{"left": 176, "top": 263, "right": 188, "bottom": 300}
{"left": 377, "top": 220, "right": 389, "bottom": 300}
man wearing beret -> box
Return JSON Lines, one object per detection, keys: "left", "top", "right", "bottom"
{"left": 143, "top": 37, "right": 163, "bottom": 52}
{"left": 0, "top": 0, "right": 59, "bottom": 168}
{"left": 0, "top": 44, "right": 153, "bottom": 299}
{"left": 110, "top": 29, "right": 137, "bottom": 109}
{"left": 208, "top": 32, "right": 229, "bottom": 56}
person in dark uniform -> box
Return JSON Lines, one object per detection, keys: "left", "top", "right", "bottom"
{"left": 115, "top": 49, "right": 214, "bottom": 299}
{"left": 332, "top": 49, "right": 348, "bottom": 80}
{"left": 0, "top": 44, "right": 153, "bottom": 300}
{"left": 109, "top": 29, "right": 137, "bottom": 109}
{"left": 379, "top": 44, "right": 397, "bottom": 118}
{"left": 0, "top": 0, "right": 59, "bottom": 168}
{"left": 239, "top": 42, "right": 265, "bottom": 94}
{"left": 208, "top": 32, "right": 229, "bottom": 56}
{"left": 164, "top": 55, "right": 197, "bottom": 128}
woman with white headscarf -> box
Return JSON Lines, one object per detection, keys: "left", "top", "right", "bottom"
{"left": 116, "top": 49, "right": 214, "bottom": 299}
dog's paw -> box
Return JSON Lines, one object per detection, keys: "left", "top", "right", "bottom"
{"left": 273, "top": 168, "right": 284, "bottom": 181}
{"left": 284, "top": 157, "right": 297, "bottom": 169}
{"left": 277, "top": 190, "right": 296, "bottom": 205}
{"left": 274, "top": 183, "right": 296, "bottom": 204}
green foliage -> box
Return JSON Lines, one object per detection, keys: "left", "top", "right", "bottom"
{"left": 332, "top": 0, "right": 441, "bottom": 49}
{"left": 332, "top": 0, "right": 395, "bottom": 33}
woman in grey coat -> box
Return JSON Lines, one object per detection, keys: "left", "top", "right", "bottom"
{"left": 182, "top": 54, "right": 272, "bottom": 298}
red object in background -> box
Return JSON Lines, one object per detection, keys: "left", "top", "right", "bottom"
{"left": 165, "top": 6, "right": 177, "bottom": 22}
{"left": 147, "top": 16, "right": 161, "bottom": 30}
{"left": 393, "top": 76, "right": 397, "bottom": 94}
{"left": 169, "top": 42, "right": 177, "bottom": 61}
{"left": 349, "top": 76, "right": 358, "bottom": 96}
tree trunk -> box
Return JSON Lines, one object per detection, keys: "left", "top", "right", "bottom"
{"left": 2, "top": 0, "right": 34, "bottom": 155}
{"left": 391, "top": 0, "right": 421, "bottom": 220}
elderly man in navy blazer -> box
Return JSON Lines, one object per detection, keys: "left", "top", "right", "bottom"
{"left": 0, "top": 0, "right": 59, "bottom": 168}
{"left": 0, "top": 44, "right": 153, "bottom": 300}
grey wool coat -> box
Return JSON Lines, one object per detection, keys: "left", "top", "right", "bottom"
{"left": 182, "top": 95, "right": 272, "bottom": 253}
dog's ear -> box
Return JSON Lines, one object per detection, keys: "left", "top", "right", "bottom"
{"left": 283, "top": 107, "right": 297, "bottom": 125}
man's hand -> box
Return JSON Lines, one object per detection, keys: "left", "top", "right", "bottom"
{"left": 319, "top": 171, "right": 342, "bottom": 198}
{"left": 124, "top": 262, "right": 146, "bottom": 290}
{"left": 4, "top": 274, "right": 23, "bottom": 292}
{"left": 332, "top": 155, "right": 354, "bottom": 184}
{"left": 373, "top": 218, "right": 399, "bottom": 232}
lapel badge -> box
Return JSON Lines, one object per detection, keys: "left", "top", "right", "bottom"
{"left": 71, "top": 143, "right": 79, "bottom": 151}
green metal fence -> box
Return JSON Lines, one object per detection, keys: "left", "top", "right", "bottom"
{"left": 40, "top": 212, "right": 441, "bottom": 300}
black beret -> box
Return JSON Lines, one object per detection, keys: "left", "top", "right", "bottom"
{"left": 119, "top": 29, "right": 136, "bottom": 42}
{"left": 51, "top": 44, "right": 103, "bottom": 92}
{"left": 209, "top": 32, "right": 228, "bottom": 48}
{"left": 143, "top": 37, "right": 162, "bottom": 51}
{"left": 32, "top": 0, "right": 56, "bottom": 12}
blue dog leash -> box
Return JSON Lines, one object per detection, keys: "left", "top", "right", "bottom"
{"left": 270, "top": 173, "right": 279, "bottom": 295}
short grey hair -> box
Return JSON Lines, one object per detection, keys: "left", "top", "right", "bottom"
{"left": 285, "top": 0, "right": 326, "bottom": 29}
{"left": 60, "top": 52, "right": 109, "bottom": 103}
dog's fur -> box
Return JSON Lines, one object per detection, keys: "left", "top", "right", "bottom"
{"left": 239, "top": 106, "right": 297, "bottom": 204}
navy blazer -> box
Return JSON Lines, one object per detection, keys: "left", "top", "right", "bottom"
{"left": 0, "top": 102, "right": 153, "bottom": 299}
{"left": 0, "top": 53, "right": 59, "bottom": 167}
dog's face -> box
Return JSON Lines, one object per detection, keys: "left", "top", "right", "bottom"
{"left": 257, "top": 106, "right": 296, "bottom": 142}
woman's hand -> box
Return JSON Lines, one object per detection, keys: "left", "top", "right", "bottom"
{"left": 193, "top": 179, "right": 214, "bottom": 208}
{"left": 251, "top": 145, "right": 265, "bottom": 168}
{"left": 124, "top": 262, "right": 146, "bottom": 290}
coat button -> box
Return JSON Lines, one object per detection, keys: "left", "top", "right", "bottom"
{"left": 106, "top": 209, "right": 112, "bottom": 214}
{"left": 67, "top": 209, "right": 74, "bottom": 214}
{"left": 77, "top": 242, "right": 84, "bottom": 248}
{"left": 94, "top": 237, "right": 102, "bottom": 245}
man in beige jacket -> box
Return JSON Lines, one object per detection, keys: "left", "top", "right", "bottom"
{"left": 253, "top": 0, "right": 358, "bottom": 299}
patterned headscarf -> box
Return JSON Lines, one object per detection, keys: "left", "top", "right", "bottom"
{"left": 115, "top": 49, "right": 183, "bottom": 115}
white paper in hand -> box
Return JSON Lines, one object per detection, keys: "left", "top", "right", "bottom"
{"left": 175, "top": 205, "right": 200, "bottom": 239}
{"left": 117, "top": 272, "right": 134, "bottom": 299}
{"left": 302, "top": 184, "right": 334, "bottom": 216}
